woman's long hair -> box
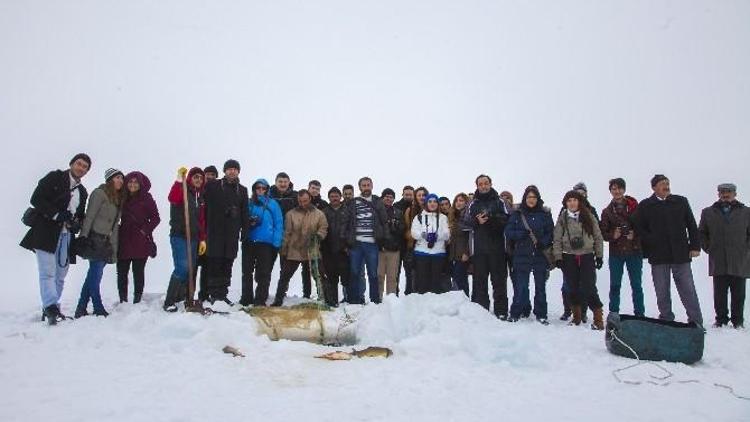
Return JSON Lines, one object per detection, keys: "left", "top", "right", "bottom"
{"left": 562, "top": 190, "right": 595, "bottom": 236}
{"left": 104, "top": 178, "right": 127, "bottom": 207}
{"left": 450, "top": 193, "right": 469, "bottom": 227}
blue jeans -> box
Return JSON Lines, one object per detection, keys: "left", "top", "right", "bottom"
{"left": 347, "top": 241, "right": 379, "bottom": 304}
{"left": 170, "top": 236, "right": 198, "bottom": 283}
{"left": 511, "top": 266, "right": 549, "bottom": 319}
{"left": 35, "top": 231, "right": 71, "bottom": 308}
{"left": 452, "top": 260, "right": 470, "bottom": 297}
{"left": 78, "top": 260, "right": 107, "bottom": 312}
{"left": 609, "top": 253, "right": 645, "bottom": 316}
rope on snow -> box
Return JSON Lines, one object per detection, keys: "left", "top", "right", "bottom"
{"left": 609, "top": 329, "right": 750, "bottom": 401}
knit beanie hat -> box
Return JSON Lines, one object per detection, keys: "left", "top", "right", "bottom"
{"left": 105, "top": 168, "right": 123, "bottom": 182}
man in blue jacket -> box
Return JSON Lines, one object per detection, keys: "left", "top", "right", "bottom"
{"left": 240, "top": 178, "right": 284, "bottom": 306}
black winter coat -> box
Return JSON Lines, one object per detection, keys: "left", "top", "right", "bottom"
{"left": 20, "top": 170, "right": 88, "bottom": 262}
{"left": 203, "top": 178, "right": 249, "bottom": 259}
{"left": 381, "top": 205, "right": 404, "bottom": 252}
{"left": 270, "top": 184, "right": 298, "bottom": 216}
{"left": 322, "top": 204, "right": 349, "bottom": 254}
{"left": 634, "top": 194, "right": 700, "bottom": 265}
{"left": 465, "top": 188, "right": 510, "bottom": 255}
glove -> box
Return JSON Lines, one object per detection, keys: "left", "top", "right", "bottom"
{"left": 198, "top": 241, "right": 207, "bottom": 256}
{"left": 420, "top": 232, "right": 429, "bottom": 240}
{"left": 555, "top": 259, "right": 563, "bottom": 269}
{"left": 54, "top": 210, "right": 73, "bottom": 222}
{"left": 177, "top": 166, "right": 188, "bottom": 180}
{"left": 595, "top": 257, "right": 603, "bottom": 269}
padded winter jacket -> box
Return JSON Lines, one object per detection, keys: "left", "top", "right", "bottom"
{"left": 505, "top": 204, "right": 554, "bottom": 271}
{"left": 410, "top": 211, "right": 451, "bottom": 256}
{"left": 553, "top": 210, "right": 603, "bottom": 260}
{"left": 464, "top": 188, "right": 510, "bottom": 255}
{"left": 247, "top": 192, "right": 284, "bottom": 249}
{"left": 118, "top": 171, "right": 160, "bottom": 260}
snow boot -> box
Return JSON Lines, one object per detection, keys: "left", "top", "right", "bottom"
{"left": 560, "top": 292, "right": 571, "bottom": 321}
{"left": 42, "top": 305, "right": 60, "bottom": 325}
{"left": 570, "top": 305, "right": 582, "bottom": 326}
{"left": 591, "top": 307, "right": 604, "bottom": 330}
{"left": 74, "top": 306, "right": 89, "bottom": 319}
{"left": 163, "top": 276, "right": 182, "bottom": 312}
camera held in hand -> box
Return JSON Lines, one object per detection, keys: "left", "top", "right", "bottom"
{"left": 619, "top": 225, "right": 631, "bottom": 237}
{"left": 67, "top": 219, "right": 82, "bottom": 235}
{"left": 248, "top": 215, "right": 260, "bottom": 227}
{"left": 426, "top": 232, "right": 438, "bottom": 249}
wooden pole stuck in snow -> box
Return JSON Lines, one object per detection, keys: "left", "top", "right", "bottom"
{"left": 181, "top": 172, "right": 196, "bottom": 307}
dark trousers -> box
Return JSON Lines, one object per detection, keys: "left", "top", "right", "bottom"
{"left": 414, "top": 254, "right": 448, "bottom": 294}
{"left": 301, "top": 262, "right": 313, "bottom": 299}
{"left": 241, "top": 241, "right": 278, "bottom": 306}
{"left": 206, "top": 256, "right": 235, "bottom": 300}
{"left": 402, "top": 250, "right": 415, "bottom": 295}
{"left": 116, "top": 258, "right": 147, "bottom": 303}
{"left": 452, "top": 260, "right": 470, "bottom": 297}
{"left": 562, "top": 254, "right": 602, "bottom": 309}
{"left": 510, "top": 264, "right": 548, "bottom": 319}
{"left": 274, "top": 259, "right": 303, "bottom": 303}
{"left": 471, "top": 252, "right": 508, "bottom": 317}
{"left": 713, "top": 275, "right": 746, "bottom": 326}
{"left": 323, "top": 250, "right": 350, "bottom": 306}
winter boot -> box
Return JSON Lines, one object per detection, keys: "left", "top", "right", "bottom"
{"left": 591, "top": 307, "right": 604, "bottom": 330}
{"left": 74, "top": 306, "right": 89, "bottom": 319}
{"left": 570, "top": 305, "right": 582, "bottom": 326}
{"left": 42, "top": 305, "right": 60, "bottom": 325}
{"left": 163, "top": 276, "right": 181, "bottom": 312}
{"left": 560, "top": 292, "right": 572, "bottom": 321}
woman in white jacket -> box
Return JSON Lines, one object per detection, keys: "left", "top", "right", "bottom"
{"left": 411, "top": 194, "right": 451, "bottom": 294}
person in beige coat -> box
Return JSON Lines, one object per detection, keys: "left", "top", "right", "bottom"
{"left": 553, "top": 190, "right": 605, "bottom": 329}
{"left": 75, "top": 168, "right": 125, "bottom": 318}
{"left": 272, "top": 190, "right": 328, "bottom": 306}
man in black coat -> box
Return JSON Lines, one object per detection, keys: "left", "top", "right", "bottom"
{"left": 196, "top": 164, "right": 218, "bottom": 302}
{"left": 202, "top": 159, "right": 249, "bottom": 305}
{"left": 343, "top": 177, "right": 388, "bottom": 304}
{"left": 699, "top": 183, "right": 750, "bottom": 328}
{"left": 321, "top": 187, "right": 350, "bottom": 306}
{"left": 634, "top": 174, "right": 703, "bottom": 326}
{"left": 20, "top": 153, "right": 90, "bottom": 324}
{"left": 465, "top": 174, "right": 510, "bottom": 318}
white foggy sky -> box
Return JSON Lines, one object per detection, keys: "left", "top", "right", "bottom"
{"left": 1, "top": 1, "right": 748, "bottom": 308}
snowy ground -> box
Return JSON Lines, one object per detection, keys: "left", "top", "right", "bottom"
{"left": 1, "top": 258, "right": 748, "bottom": 422}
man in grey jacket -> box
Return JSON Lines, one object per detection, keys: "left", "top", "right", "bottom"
{"left": 699, "top": 183, "right": 750, "bottom": 328}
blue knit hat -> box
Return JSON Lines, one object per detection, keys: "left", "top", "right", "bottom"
{"left": 423, "top": 193, "right": 440, "bottom": 206}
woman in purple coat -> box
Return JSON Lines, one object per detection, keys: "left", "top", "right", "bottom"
{"left": 117, "top": 171, "right": 160, "bottom": 303}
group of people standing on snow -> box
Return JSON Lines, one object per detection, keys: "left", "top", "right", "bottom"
{"left": 21, "top": 153, "right": 750, "bottom": 331}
